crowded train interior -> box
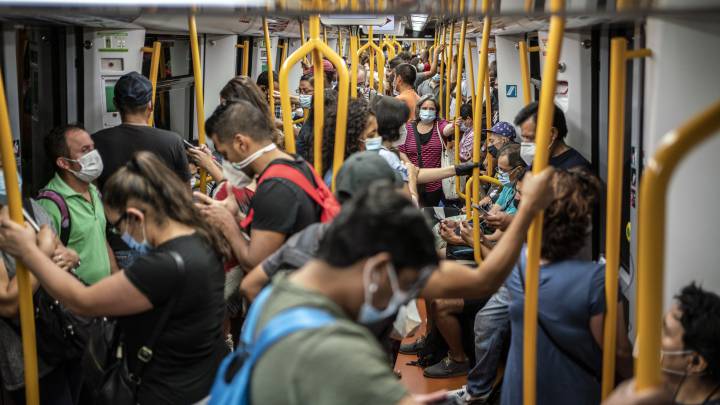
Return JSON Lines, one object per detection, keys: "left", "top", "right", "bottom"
{"left": 0, "top": 0, "right": 718, "bottom": 404}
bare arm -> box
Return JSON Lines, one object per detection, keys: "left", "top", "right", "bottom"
{"left": 417, "top": 166, "right": 455, "bottom": 184}
{"left": 420, "top": 168, "right": 555, "bottom": 301}
{"left": 239, "top": 265, "right": 270, "bottom": 301}
{"left": 224, "top": 223, "right": 287, "bottom": 271}
{"left": 590, "top": 302, "right": 634, "bottom": 379}
{"left": 442, "top": 121, "right": 455, "bottom": 137}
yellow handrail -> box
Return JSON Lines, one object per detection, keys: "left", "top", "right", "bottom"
{"left": 0, "top": 63, "right": 40, "bottom": 405}
{"left": 279, "top": 39, "right": 288, "bottom": 66}
{"left": 392, "top": 35, "right": 402, "bottom": 53}
{"left": 518, "top": 40, "right": 532, "bottom": 105}
{"left": 236, "top": 39, "right": 250, "bottom": 76}
{"left": 602, "top": 37, "right": 652, "bottom": 399}
{"left": 472, "top": 0, "right": 492, "bottom": 266}
{"left": 262, "top": 18, "right": 276, "bottom": 119}
{"left": 188, "top": 15, "right": 207, "bottom": 193}
{"left": 279, "top": 15, "right": 350, "bottom": 191}
{"left": 454, "top": 19, "right": 468, "bottom": 200}
{"left": 357, "top": 27, "right": 385, "bottom": 94}
{"left": 323, "top": 25, "right": 327, "bottom": 44}
{"left": 438, "top": 24, "right": 446, "bottom": 119}
{"left": 523, "top": 1, "right": 565, "bottom": 404}
{"left": 350, "top": 28, "right": 359, "bottom": 99}
{"left": 142, "top": 42, "right": 162, "bottom": 126}
{"left": 337, "top": 27, "right": 343, "bottom": 57}
{"left": 298, "top": 18, "right": 309, "bottom": 65}
{"left": 445, "top": 22, "right": 455, "bottom": 120}
{"left": 635, "top": 102, "right": 720, "bottom": 390}
{"left": 484, "top": 73, "right": 494, "bottom": 177}
{"left": 382, "top": 36, "right": 396, "bottom": 60}
{"left": 466, "top": 41, "right": 476, "bottom": 113}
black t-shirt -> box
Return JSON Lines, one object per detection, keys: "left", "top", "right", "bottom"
{"left": 92, "top": 124, "right": 191, "bottom": 191}
{"left": 120, "top": 234, "right": 226, "bottom": 404}
{"left": 549, "top": 147, "right": 591, "bottom": 170}
{"left": 250, "top": 157, "right": 322, "bottom": 236}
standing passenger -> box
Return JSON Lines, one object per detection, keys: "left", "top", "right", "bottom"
{"left": 92, "top": 71, "right": 190, "bottom": 269}
{"left": 393, "top": 63, "right": 421, "bottom": 121}
{"left": 40, "top": 124, "right": 114, "bottom": 284}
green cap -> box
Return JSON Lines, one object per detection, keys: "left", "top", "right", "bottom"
{"left": 335, "top": 151, "right": 404, "bottom": 203}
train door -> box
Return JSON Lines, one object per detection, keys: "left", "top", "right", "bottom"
{"left": 16, "top": 27, "right": 67, "bottom": 195}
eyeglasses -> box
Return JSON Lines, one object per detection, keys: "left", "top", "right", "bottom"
{"left": 108, "top": 213, "right": 128, "bottom": 235}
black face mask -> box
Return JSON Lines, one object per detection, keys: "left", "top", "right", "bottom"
{"left": 488, "top": 145, "right": 498, "bottom": 158}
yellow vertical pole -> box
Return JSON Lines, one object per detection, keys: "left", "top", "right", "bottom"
{"left": 280, "top": 40, "right": 288, "bottom": 66}
{"left": 454, "top": 19, "right": 467, "bottom": 199}
{"left": 368, "top": 27, "right": 375, "bottom": 90}
{"left": 484, "top": 73, "right": 494, "bottom": 177}
{"left": 241, "top": 39, "right": 250, "bottom": 76}
{"left": 338, "top": 27, "right": 343, "bottom": 56}
{"left": 0, "top": 66, "right": 39, "bottom": 405}
{"left": 262, "top": 17, "right": 275, "bottom": 118}
{"left": 472, "top": 0, "right": 492, "bottom": 266}
{"left": 438, "top": 25, "right": 446, "bottom": 119}
{"left": 299, "top": 18, "right": 309, "bottom": 65}
{"left": 636, "top": 100, "right": 720, "bottom": 391}
{"left": 522, "top": 0, "right": 565, "bottom": 404}
{"left": 518, "top": 40, "right": 532, "bottom": 105}
{"left": 311, "top": 16, "right": 325, "bottom": 175}
{"left": 188, "top": 14, "right": 207, "bottom": 192}
{"left": 350, "top": 29, "right": 359, "bottom": 99}
{"left": 147, "top": 41, "right": 161, "bottom": 126}
{"left": 466, "top": 41, "right": 476, "bottom": 113}
{"left": 445, "top": 22, "right": 455, "bottom": 120}
{"left": 323, "top": 25, "right": 328, "bottom": 44}
{"left": 412, "top": 41, "right": 416, "bottom": 54}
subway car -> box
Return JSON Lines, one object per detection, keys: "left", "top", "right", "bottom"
{"left": 0, "top": 0, "right": 718, "bottom": 404}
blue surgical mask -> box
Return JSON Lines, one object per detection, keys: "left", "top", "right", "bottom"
{"left": 460, "top": 122, "right": 469, "bottom": 132}
{"left": 121, "top": 216, "right": 151, "bottom": 254}
{"left": 0, "top": 170, "right": 22, "bottom": 206}
{"left": 357, "top": 260, "right": 408, "bottom": 325}
{"left": 432, "top": 74, "right": 441, "bottom": 83}
{"left": 498, "top": 169, "right": 512, "bottom": 187}
{"left": 418, "top": 109, "right": 436, "bottom": 123}
{"left": 299, "top": 94, "right": 312, "bottom": 109}
{"left": 364, "top": 136, "right": 382, "bottom": 151}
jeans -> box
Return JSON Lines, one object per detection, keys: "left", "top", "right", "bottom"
{"left": 114, "top": 249, "right": 144, "bottom": 270}
{"left": 467, "top": 286, "right": 511, "bottom": 398}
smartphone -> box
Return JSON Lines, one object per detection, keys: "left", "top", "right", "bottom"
{"left": 183, "top": 139, "right": 195, "bottom": 150}
{"left": 22, "top": 208, "right": 40, "bottom": 232}
{"left": 472, "top": 203, "right": 491, "bottom": 215}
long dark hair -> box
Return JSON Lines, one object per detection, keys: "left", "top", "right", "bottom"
{"left": 103, "top": 152, "right": 231, "bottom": 259}
{"left": 321, "top": 98, "right": 373, "bottom": 174}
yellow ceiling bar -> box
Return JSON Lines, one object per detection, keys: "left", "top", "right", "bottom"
{"left": 454, "top": 18, "right": 468, "bottom": 200}
{"left": 350, "top": 28, "right": 359, "bottom": 98}
{"left": 602, "top": 37, "right": 652, "bottom": 400}
{"left": 262, "top": 17, "right": 276, "bottom": 119}
{"left": 471, "top": 0, "right": 491, "bottom": 266}
{"left": 518, "top": 40, "right": 532, "bottom": 105}
{"left": 522, "top": 0, "right": 566, "bottom": 403}
{"left": 0, "top": 62, "right": 40, "bottom": 405}
{"left": 279, "top": 15, "right": 350, "bottom": 191}
{"left": 188, "top": 14, "right": 207, "bottom": 192}
{"left": 444, "top": 21, "right": 455, "bottom": 120}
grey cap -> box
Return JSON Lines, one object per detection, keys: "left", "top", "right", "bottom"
{"left": 114, "top": 71, "right": 153, "bottom": 107}
{"left": 335, "top": 151, "right": 404, "bottom": 203}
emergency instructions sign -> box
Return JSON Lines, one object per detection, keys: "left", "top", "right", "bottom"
{"left": 506, "top": 84, "right": 518, "bottom": 98}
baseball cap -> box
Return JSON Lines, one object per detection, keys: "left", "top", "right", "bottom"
{"left": 335, "top": 151, "right": 404, "bottom": 203}
{"left": 482, "top": 121, "right": 516, "bottom": 139}
{"left": 114, "top": 71, "right": 153, "bottom": 107}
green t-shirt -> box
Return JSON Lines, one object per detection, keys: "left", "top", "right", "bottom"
{"left": 250, "top": 274, "right": 408, "bottom": 405}
{"left": 37, "top": 173, "right": 110, "bottom": 285}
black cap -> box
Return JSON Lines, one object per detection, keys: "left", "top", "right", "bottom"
{"left": 114, "top": 71, "right": 152, "bottom": 107}
{"left": 335, "top": 151, "right": 404, "bottom": 203}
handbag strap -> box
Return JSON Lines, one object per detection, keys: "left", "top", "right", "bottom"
{"left": 133, "top": 251, "right": 186, "bottom": 379}
{"left": 411, "top": 122, "right": 425, "bottom": 195}
{"left": 517, "top": 249, "right": 601, "bottom": 382}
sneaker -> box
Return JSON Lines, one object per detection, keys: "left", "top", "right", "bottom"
{"left": 448, "top": 386, "right": 491, "bottom": 405}
{"left": 399, "top": 336, "right": 426, "bottom": 354}
{"left": 423, "top": 356, "right": 470, "bottom": 378}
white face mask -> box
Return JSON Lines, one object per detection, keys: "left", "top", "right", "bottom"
{"left": 65, "top": 149, "right": 103, "bottom": 183}
{"left": 299, "top": 94, "right": 312, "bottom": 109}
{"left": 364, "top": 136, "right": 382, "bottom": 151}
{"left": 392, "top": 124, "right": 408, "bottom": 147}
{"left": 418, "top": 109, "right": 436, "bottom": 123}
{"left": 520, "top": 142, "right": 536, "bottom": 166}
{"left": 222, "top": 143, "right": 277, "bottom": 188}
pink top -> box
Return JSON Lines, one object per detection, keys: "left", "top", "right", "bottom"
{"left": 399, "top": 119, "right": 449, "bottom": 193}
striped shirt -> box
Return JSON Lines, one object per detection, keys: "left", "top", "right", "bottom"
{"left": 460, "top": 129, "right": 474, "bottom": 162}
{"left": 399, "top": 119, "right": 449, "bottom": 193}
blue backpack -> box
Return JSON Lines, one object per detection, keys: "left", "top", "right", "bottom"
{"left": 209, "top": 286, "right": 336, "bottom": 405}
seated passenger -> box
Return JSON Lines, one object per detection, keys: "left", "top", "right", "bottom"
{"left": 515, "top": 101, "right": 590, "bottom": 170}
{"left": 501, "top": 169, "right": 632, "bottom": 405}
{"left": 198, "top": 101, "right": 331, "bottom": 271}
{"left": 0, "top": 152, "right": 231, "bottom": 404}
{"left": 213, "top": 183, "right": 440, "bottom": 405}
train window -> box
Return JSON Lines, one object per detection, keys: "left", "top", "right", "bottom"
{"left": 142, "top": 36, "right": 193, "bottom": 80}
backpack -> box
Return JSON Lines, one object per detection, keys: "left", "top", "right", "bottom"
{"left": 240, "top": 162, "right": 340, "bottom": 230}
{"left": 36, "top": 189, "right": 71, "bottom": 246}
{"left": 208, "top": 286, "right": 336, "bottom": 405}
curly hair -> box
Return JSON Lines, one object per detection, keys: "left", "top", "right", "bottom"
{"left": 321, "top": 97, "right": 373, "bottom": 174}
{"left": 541, "top": 168, "right": 600, "bottom": 262}
{"left": 303, "top": 89, "right": 338, "bottom": 163}
{"left": 676, "top": 282, "right": 720, "bottom": 382}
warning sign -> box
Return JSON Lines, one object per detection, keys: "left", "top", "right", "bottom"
{"left": 506, "top": 85, "right": 517, "bottom": 98}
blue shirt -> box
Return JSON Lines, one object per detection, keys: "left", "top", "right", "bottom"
{"left": 377, "top": 147, "right": 408, "bottom": 182}
{"left": 495, "top": 186, "right": 517, "bottom": 214}
{"left": 502, "top": 248, "right": 605, "bottom": 405}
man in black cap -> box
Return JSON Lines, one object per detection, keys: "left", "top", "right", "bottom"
{"left": 92, "top": 71, "right": 191, "bottom": 268}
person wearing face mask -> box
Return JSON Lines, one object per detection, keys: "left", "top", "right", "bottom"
{"left": 0, "top": 152, "right": 231, "bottom": 405}
{"left": 213, "top": 183, "right": 440, "bottom": 405}
{"left": 658, "top": 283, "right": 720, "bottom": 405}
{"left": 92, "top": 72, "right": 192, "bottom": 269}
{"left": 414, "top": 44, "right": 445, "bottom": 90}
{"left": 484, "top": 121, "right": 517, "bottom": 162}
{"left": 514, "top": 101, "right": 590, "bottom": 170}
{"left": 398, "top": 95, "right": 456, "bottom": 207}
{"left": 393, "top": 63, "right": 421, "bottom": 121}
{"left": 198, "top": 101, "right": 332, "bottom": 272}
{"left": 458, "top": 103, "right": 476, "bottom": 162}
{"left": 39, "top": 124, "right": 115, "bottom": 285}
